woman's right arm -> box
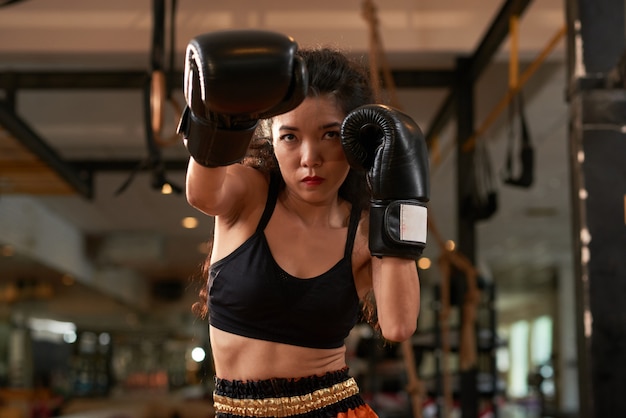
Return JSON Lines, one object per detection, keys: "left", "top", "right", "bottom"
{"left": 178, "top": 31, "right": 307, "bottom": 218}
{"left": 185, "top": 158, "right": 264, "bottom": 218}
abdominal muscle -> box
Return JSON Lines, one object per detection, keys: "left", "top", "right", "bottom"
{"left": 209, "top": 326, "right": 348, "bottom": 381}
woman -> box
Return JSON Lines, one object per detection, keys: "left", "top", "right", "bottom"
{"left": 185, "top": 42, "right": 421, "bottom": 418}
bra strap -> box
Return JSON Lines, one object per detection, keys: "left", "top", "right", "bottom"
{"left": 256, "top": 172, "right": 281, "bottom": 233}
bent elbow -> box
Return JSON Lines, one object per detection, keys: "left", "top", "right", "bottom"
{"left": 380, "top": 322, "right": 417, "bottom": 343}
{"left": 186, "top": 189, "right": 204, "bottom": 210}
{"left": 186, "top": 182, "right": 222, "bottom": 215}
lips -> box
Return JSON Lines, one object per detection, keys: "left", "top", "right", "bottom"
{"left": 302, "top": 176, "right": 324, "bottom": 186}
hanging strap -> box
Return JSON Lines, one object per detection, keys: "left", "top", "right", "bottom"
{"left": 461, "top": 137, "right": 498, "bottom": 221}
{"left": 503, "top": 93, "right": 534, "bottom": 188}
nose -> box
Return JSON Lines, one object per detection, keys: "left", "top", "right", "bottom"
{"left": 300, "top": 139, "right": 322, "bottom": 167}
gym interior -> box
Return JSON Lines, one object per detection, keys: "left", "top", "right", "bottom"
{"left": 0, "top": 0, "right": 624, "bottom": 417}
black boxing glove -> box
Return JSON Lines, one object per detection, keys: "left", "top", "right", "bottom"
{"left": 341, "top": 105, "right": 430, "bottom": 259}
{"left": 177, "top": 30, "right": 308, "bottom": 167}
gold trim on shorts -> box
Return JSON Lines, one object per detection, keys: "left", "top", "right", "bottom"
{"left": 213, "top": 377, "right": 359, "bottom": 417}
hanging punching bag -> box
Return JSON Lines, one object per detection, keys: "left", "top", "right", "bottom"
{"left": 503, "top": 93, "right": 534, "bottom": 188}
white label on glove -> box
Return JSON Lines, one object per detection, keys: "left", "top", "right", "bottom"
{"left": 400, "top": 204, "right": 427, "bottom": 244}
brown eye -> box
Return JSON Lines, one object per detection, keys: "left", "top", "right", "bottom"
{"left": 279, "top": 133, "right": 297, "bottom": 142}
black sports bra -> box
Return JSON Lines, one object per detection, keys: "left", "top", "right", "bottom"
{"left": 207, "top": 174, "right": 361, "bottom": 349}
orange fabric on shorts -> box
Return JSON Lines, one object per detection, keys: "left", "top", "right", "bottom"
{"left": 338, "top": 404, "right": 379, "bottom": 418}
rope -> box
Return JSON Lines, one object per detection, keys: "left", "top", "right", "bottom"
{"left": 361, "top": 0, "right": 400, "bottom": 107}
{"left": 437, "top": 249, "right": 453, "bottom": 418}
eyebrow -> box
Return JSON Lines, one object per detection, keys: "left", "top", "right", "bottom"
{"left": 321, "top": 122, "right": 342, "bottom": 130}
{"left": 277, "top": 125, "right": 298, "bottom": 131}
{"left": 277, "top": 122, "right": 342, "bottom": 131}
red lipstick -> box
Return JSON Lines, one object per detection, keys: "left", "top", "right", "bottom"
{"left": 302, "top": 176, "right": 324, "bottom": 186}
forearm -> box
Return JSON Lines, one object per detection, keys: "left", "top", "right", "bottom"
{"left": 373, "top": 256, "right": 420, "bottom": 342}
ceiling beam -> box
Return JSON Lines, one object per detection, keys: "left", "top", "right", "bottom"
{"left": 0, "top": 69, "right": 454, "bottom": 90}
{"left": 424, "top": 0, "right": 535, "bottom": 147}
{"left": 0, "top": 101, "right": 93, "bottom": 198}
{"left": 0, "top": 71, "right": 150, "bottom": 90}
{"left": 70, "top": 159, "right": 188, "bottom": 172}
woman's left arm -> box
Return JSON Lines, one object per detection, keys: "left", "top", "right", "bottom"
{"left": 371, "top": 256, "right": 420, "bottom": 342}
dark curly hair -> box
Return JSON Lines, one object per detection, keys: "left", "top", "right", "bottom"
{"left": 192, "top": 46, "right": 378, "bottom": 327}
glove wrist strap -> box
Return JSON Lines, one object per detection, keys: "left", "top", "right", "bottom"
{"left": 369, "top": 200, "right": 427, "bottom": 260}
{"left": 178, "top": 106, "right": 257, "bottom": 167}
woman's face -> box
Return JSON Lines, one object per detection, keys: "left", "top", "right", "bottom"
{"left": 272, "top": 95, "right": 350, "bottom": 205}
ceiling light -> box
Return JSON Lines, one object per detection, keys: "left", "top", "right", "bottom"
{"left": 161, "top": 183, "right": 173, "bottom": 194}
{"left": 445, "top": 240, "right": 456, "bottom": 251}
{"left": 418, "top": 257, "right": 431, "bottom": 270}
{"left": 181, "top": 217, "right": 198, "bottom": 229}
{"left": 152, "top": 173, "right": 182, "bottom": 195}
{"left": 191, "top": 346, "right": 206, "bottom": 363}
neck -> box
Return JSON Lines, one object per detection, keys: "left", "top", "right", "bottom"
{"left": 279, "top": 191, "right": 349, "bottom": 228}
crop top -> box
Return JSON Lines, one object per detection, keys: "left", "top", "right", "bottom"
{"left": 207, "top": 174, "right": 361, "bottom": 349}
